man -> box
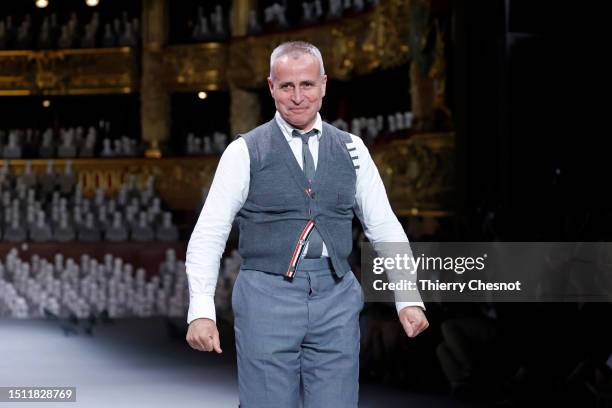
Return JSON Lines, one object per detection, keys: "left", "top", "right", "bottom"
{"left": 185, "top": 41, "right": 428, "bottom": 407}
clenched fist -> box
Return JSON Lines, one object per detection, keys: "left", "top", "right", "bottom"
{"left": 186, "top": 318, "right": 223, "bottom": 353}
{"left": 399, "top": 306, "right": 429, "bottom": 338}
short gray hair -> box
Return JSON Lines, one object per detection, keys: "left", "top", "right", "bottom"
{"left": 269, "top": 41, "right": 325, "bottom": 80}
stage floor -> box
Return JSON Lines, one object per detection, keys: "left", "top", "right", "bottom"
{"left": 0, "top": 318, "right": 484, "bottom": 408}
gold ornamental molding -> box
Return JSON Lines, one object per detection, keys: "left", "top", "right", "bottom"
{"left": 159, "top": 0, "right": 411, "bottom": 91}
{"left": 0, "top": 47, "right": 138, "bottom": 96}
{"left": 0, "top": 1, "right": 412, "bottom": 94}
{"left": 161, "top": 43, "right": 229, "bottom": 91}
{"left": 4, "top": 130, "right": 453, "bottom": 215}
{"left": 229, "top": 0, "right": 411, "bottom": 89}
{"left": 3, "top": 157, "right": 218, "bottom": 211}
{"left": 372, "top": 132, "right": 454, "bottom": 216}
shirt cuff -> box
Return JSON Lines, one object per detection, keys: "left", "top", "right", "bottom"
{"left": 396, "top": 301, "right": 426, "bottom": 315}
{"left": 187, "top": 294, "right": 216, "bottom": 325}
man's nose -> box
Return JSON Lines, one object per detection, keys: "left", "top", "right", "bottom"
{"left": 291, "top": 88, "right": 303, "bottom": 104}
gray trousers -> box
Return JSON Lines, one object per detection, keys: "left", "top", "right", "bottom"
{"left": 232, "top": 258, "right": 364, "bottom": 408}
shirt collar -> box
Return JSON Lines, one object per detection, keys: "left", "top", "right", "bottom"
{"left": 275, "top": 111, "right": 323, "bottom": 142}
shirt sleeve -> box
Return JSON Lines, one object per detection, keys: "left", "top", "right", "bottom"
{"left": 185, "top": 138, "right": 250, "bottom": 324}
{"left": 351, "top": 134, "right": 426, "bottom": 314}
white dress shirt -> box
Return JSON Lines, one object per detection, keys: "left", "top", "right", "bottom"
{"left": 186, "top": 112, "right": 425, "bottom": 324}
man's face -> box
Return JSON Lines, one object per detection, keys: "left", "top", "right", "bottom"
{"left": 268, "top": 53, "right": 327, "bottom": 130}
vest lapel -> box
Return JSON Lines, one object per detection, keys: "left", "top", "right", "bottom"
{"left": 312, "top": 122, "right": 331, "bottom": 191}
{"left": 269, "top": 119, "right": 311, "bottom": 191}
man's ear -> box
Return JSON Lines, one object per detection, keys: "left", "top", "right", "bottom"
{"left": 321, "top": 74, "right": 327, "bottom": 97}
{"left": 267, "top": 77, "right": 274, "bottom": 96}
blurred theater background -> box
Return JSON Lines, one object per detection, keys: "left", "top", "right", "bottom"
{"left": 0, "top": 0, "right": 610, "bottom": 407}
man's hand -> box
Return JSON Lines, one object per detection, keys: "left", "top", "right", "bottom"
{"left": 399, "top": 306, "right": 429, "bottom": 338}
{"left": 186, "top": 318, "right": 223, "bottom": 353}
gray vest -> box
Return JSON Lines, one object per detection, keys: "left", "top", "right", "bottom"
{"left": 237, "top": 118, "right": 356, "bottom": 278}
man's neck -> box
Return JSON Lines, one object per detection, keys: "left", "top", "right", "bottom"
{"left": 276, "top": 111, "right": 320, "bottom": 134}
{"left": 288, "top": 121, "right": 315, "bottom": 132}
